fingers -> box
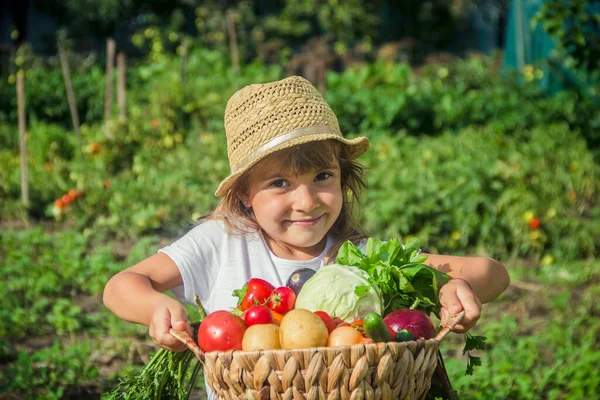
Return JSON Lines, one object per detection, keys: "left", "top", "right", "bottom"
{"left": 149, "top": 304, "right": 190, "bottom": 351}
{"left": 439, "top": 281, "right": 482, "bottom": 333}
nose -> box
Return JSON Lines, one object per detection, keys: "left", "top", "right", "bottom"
{"left": 292, "top": 184, "right": 319, "bottom": 213}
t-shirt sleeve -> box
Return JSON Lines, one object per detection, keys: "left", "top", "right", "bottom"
{"left": 158, "top": 221, "right": 222, "bottom": 306}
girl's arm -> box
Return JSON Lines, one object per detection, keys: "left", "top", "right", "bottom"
{"left": 423, "top": 254, "right": 510, "bottom": 303}
{"left": 103, "top": 252, "right": 192, "bottom": 351}
{"left": 422, "top": 254, "right": 510, "bottom": 333}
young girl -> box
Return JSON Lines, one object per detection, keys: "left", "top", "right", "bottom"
{"left": 103, "top": 76, "right": 510, "bottom": 357}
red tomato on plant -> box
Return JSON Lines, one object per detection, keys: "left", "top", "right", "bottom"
{"left": 244, "top": 305, "right": 274, "bottom": 326}
{"left": 61, "top": 194, "right": 72, "bottom": 205}
{"left": 233, "top": 278, "right": 275, "bottom": 311}
{"left": 314, "top": 311, "right": 337, "bottom": 333}
{"left": 198, "top": 310, "right": 247, "bottom": 352}
{"left": 67, "top": 189, "right": 78, "bottom": 200}
{"left": 528, "top": 217, "right": 541, "bottom": 230}
{"left": 267, "top": 286, "right": 296, "bottom": 314}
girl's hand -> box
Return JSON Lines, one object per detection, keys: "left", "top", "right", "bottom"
{"left": 149, "top": 300, "right": 193, "bottom": 351}
{"left": 439, "top": 279, "right": 481, "bottom": 333}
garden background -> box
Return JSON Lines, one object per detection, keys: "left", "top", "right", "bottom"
{"left": 1, "top": 0, "right": 599, "bottom": 399}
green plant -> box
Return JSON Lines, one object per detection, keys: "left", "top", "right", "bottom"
{"left": 0, "top": 341, "right": 99, "bottom": 399}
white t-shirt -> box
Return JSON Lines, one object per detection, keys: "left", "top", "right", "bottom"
{"left": 159, "top": 219, "right": 335, "bottom": 313}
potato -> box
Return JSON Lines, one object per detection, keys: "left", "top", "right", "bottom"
{"left": 279, "top": 309, "right": 329, "bottom": 349}
{"left": 242, "top": 324, "right": 281, "bottom": 351}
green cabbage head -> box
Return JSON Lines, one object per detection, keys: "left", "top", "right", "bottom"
{"left": 295, "top": 264, "right": 382, "bottom": 322}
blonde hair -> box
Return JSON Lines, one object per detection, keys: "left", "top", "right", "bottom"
{"left": 200, "top": 140, "right": 367, "bottom": 261}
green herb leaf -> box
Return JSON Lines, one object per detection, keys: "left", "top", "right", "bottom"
{"left": 463, "top": 333, "right": 486, "bottom": 375}
{"left": 466, "top": 355, "right": 482, "bottom": 376}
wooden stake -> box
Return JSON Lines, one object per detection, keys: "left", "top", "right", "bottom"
{"left": 58, "top": 43, "right": 82, "bottom": 148}
{"left": 16, "top": 70, "right": 29, "bottom": 207}
{"left": 104, "top": 38, "right": 116, "bottom": 135}
{"left": 180, "top": 38, "right": 188, "bottom": 86}
{"left": 226, "top": 10, "right": 240, "bottom": 74}
{"left": 117, "top": 52, "right": 127, "bottom": 121}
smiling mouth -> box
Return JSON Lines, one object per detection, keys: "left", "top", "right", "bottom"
{"left": 288, "top": 216, "right": 322, "bottom": 225}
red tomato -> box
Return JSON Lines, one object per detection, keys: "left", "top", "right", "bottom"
{"left": 67, "top": 189, "right": 78, "bottom": 200}
{"left": 233, "top": 278, "right": 275, "bottom": 311}
{"left": 244, "top": 305, "right": 274, "bottom": 326}
{"left": 331, "top": 316, "right": 351, "bottom": 327}
{"left": 198, "top": 311, "right": 247, "bottom": 352}
{"left": 61, "top": 194, "right": 72, "bottom": 205}
{"left": 314, "top": 311, "right": 337, "bottom": 333}
{"left": 528, "top": 217, "right": 541, "bottom": 230}
{"left": 267, "top": 286, "right": 296, "bottom": 314}
{"left": 54, "top": 199, "right": 65, "bottom": 209}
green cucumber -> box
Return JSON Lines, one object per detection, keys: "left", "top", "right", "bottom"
{"left": 363, "top": 312, "right": 392, "bottom": 343}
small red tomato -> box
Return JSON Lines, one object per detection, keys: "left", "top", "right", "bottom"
{"left": 244, "top": 305, "right": 274, "bottom": 326}
{"left": 528, "top": 217, "right": 541, "bottom": 230}
{"left": 61, "top": 194, "right": 72, "bottom": 205}
{"left": 314, "top": 311, "right": 337, "bottom": 333}
{"left": 54, "top": 198, "right": 65, "bottom": 209}
{"left": 198, "top": 310, "right": 247, "bottom": 352}
{"left": 67, "top": 189, "right": 78, "bottom": 200}
{"left": 233, "top": 278, "right": 275, "bottom": 311}
{"left": 267, "top": 286, "right": 296, "bottom": 314}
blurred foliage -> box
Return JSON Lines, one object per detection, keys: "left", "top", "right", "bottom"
{"left": 2, "top": 51, "right": 599, "bottom": 262}
{"left": 533, "top": 0, "right": 600, "bottom": 75}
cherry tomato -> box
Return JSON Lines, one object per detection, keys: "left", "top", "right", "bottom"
{"left": 67, "top": 189, "right": 78, "bottom": 200}
{"left": 233, "top": 278, "right": 275, "bottom": 311}
{"left": 198, "top": 310, "right": 247, "bottom": 352}
{"left": 267, "top": 286, "right": 296, "bottom": 314}
{"left": 244, "top": 305, "right": 274, "bottom": 326}
{"left": 61, "top": 194, "right": 72, "bottom": 205}
{"left": 314, "top": 311, "right": 337, "bottom": 333}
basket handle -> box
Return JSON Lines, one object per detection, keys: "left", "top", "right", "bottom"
{"left": 170, "top": 328, "right": 206, "bottom": 363}
{"left": 433, "top": 310, "right": 465, "bottom": 342}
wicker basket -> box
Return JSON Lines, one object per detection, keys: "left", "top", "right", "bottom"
{"left": 171, "top": 312, "right": 463, "bottom": 400}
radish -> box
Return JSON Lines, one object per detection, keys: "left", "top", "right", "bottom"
{"left": 383, "top": 309, "right": 435, "bottom": 340}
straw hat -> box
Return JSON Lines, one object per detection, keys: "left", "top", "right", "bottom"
{"left": 215, "top": 76, "right": 370, "bottom": 197}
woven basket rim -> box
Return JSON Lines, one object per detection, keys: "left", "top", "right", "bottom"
{"left": 202, "top": 337, "right": 437, "bottom": 358}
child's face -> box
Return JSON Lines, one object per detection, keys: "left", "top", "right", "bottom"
{"left": 244, "top": 155, "right": 343, "bottom": 259}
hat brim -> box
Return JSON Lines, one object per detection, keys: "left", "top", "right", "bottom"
{"left": 215, "top": 134, "right": 369, "bottom": 197}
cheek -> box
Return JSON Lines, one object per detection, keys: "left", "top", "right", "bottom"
{"left": 252, "top": 196, "right": 287, "bottom": 220}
